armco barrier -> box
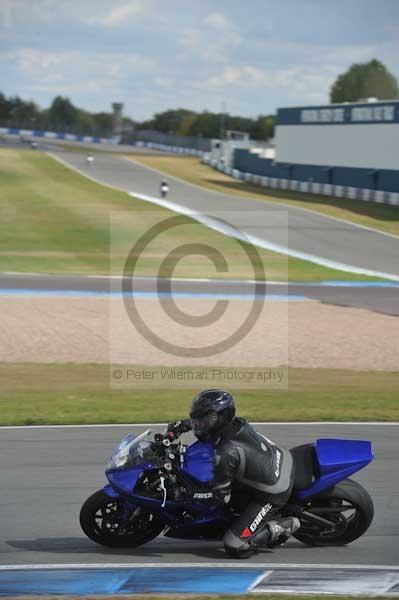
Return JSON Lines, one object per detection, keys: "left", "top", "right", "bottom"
{"left": 202, "top": 155, "right": 399, "bottom": 206}
{"left": 130, "top": 129, "right": 212, "bottom": 152}
{"left": 234, "top": 148, "right": 399, "bottom": 199}
{"left": 0, "top": 126, "right": 113, "bottom": 145}
{"left": 134, "top": 140, "right": 206, "bottom": 157}
{"left": 0, "top": 128, "right": 209, "bottom": 157}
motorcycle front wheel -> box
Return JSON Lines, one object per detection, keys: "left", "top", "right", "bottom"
{"left": 294, "top": 478, "right": 374, "bottom": 546}
{"left": 80, "top": 489, "right": 165, "bottom": 547}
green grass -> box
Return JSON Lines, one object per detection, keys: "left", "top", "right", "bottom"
{"left": 1, "top": 363, "right": 398, "bottom": 425}
{"left": 129, "top": 154, "right": 399, "bottom": 237}
{"left": 0, "top": 148, "right": 381, "bottom": 281}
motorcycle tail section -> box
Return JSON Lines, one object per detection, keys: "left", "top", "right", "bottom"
{"left": 295, "top": 438, "right": 373, "bottom": 501}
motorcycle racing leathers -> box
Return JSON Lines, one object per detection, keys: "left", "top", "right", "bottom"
{"left": 167, "top": 417, "right": 298, "bottom": 557}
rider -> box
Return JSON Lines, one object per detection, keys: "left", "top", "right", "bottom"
{"left": 160, "top": 180, "right": 169, "bottom": 198}
{"left": 167, "top": 389, "right": 300, "bottom": 558}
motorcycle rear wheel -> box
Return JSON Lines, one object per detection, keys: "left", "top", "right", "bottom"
{"left": 294, "top": 478, "right": 374, "bottom": 546}
{"left": 80, "top": 489, "right": 165, "bottom": 547}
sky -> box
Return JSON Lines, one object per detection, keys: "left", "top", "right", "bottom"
{"left": 1, "top": 0, "right": 399, "bottom": 121}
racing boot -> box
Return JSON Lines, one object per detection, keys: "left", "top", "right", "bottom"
{"left": 266, "top": 516, "right": 301, "bottom": 548}
{"left": 250, "top": 516, "right": 301, "bottom": 550}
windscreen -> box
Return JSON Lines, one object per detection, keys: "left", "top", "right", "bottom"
{"left": 106, "top": 430, "right": 160, "bottom": 471}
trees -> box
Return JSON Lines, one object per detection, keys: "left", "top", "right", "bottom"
{"left": 0, "top": 94, "right": 40, "bottom": 128}
{"left": 188, "top": 111, "right": 221, "bottom": 138}
{"left": 76, "top": 111, "right": 95, "bottom": 136}
{"left": 48, "top": 96, "right": 79, "bottom": 133}
{"left": 12, "top": 99, "right": 41, "bottom": 129}
{"left": 177, "top": 112, "right": 197, "bottom": 136}
{"left": 136, "top": 108, "right": 275, "bottom": 140}
{"left": 92, "top": 112, "right": 114, "bottom": 137}
{"left": 330, "top": 59, "right": 399, "bottom": 103}
{"left": 250, "top": 115, "right": 275, "bottom": 141}
{"left": 0, "top": 93, "right": 11, "bottom": 123}
{"left": 145, "top": 108, "right": 196, "bottom": 133}
{"left": 0, "top": 90, "right": 276, "bottom": 140}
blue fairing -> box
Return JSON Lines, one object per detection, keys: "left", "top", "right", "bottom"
{"left": 180, "top": 441, "right": 214, "bottom": 483}
{"left": 106, "top": 467, "right": 144, "bottom": 496}
{"left": 317, "top": 439, "right": 373, "bottom": 472}
{"left": 295, "top": 438, "right": 373, "bottom": 501}
{"left": 105, "top": 463, "right": 223, "bottom": 525}
{"left": 103, "top": 441, "right": 222, "bottom": 526}
{"left": 103, "top": 483, "right": 121, "bottom": 499}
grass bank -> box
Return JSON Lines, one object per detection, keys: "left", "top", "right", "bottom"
{"left": 1, "top": 363, "right": 398, "bottom": 425}
{"left": 128, "top": 154, "right": 399, "bottom": 237}
{"left": 0, "top": 148, "right": 380, "bottom": 281}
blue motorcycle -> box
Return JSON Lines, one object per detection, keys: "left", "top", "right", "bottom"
{"left": 80, "top": 429, "right": 374, "bottom": 549}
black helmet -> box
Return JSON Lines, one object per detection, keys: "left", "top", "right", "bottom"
{"left": 190, "top": 389, "right": 236, "bottom": 441}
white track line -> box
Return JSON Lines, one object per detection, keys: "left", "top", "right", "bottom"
{"left": 1, "top": 422, "right": 397, "bottom": 430}
{"left": 3, "top": 272, "right": 398, "bottom": 286}
{"left": 248, "top": 571, "right": 273, "bottom": 591}
{"left": 124, "top": 156, "right": 399, "bottom": 242}
{"left": 128, "top": 190, "right": 399, "bottom": 282}
{"left": 0, "top": 563, "right": 398, "bottom": 570}
{"left": 47, "top": 152, "right": 399, "bottom": 282}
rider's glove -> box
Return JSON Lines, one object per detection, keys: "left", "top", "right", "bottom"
{"left": 166, "top": 418, "right": 192, "bottom": 441}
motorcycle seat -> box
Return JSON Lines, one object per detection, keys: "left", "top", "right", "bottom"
{"left": 290, "top": 443, "right": 316, "bottom": 490}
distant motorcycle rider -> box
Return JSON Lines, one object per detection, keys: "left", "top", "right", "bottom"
{"left": 167, "top": 389, "right": 300, "bottom": 558}
{"left": 160, "top": 180, "right": 169, "bottom": 198}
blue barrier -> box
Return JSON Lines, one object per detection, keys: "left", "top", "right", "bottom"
{"left": 232, "top": 149, "right": 399, "bottom": 198}
{"left": 203, "top": 154, "right": 399, "bottom": 206}
{"left": 0, "top": 126, "right": 207, "bottom": 157}
{"left": 0, "top": 126, "right": 113, "bottom": 145}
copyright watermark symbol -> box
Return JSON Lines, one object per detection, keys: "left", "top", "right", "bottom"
{"left": 121, "top": 214, "right": 267, "bottom": 358}
{"left": 110, "top": 209, "right": 288, "bottom": 389}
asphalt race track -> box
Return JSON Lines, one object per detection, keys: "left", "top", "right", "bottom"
{"left": 51, "top": 150, "right": 399, "bottom": 278}
{"left": 0, "top": 424, "right": 398, "bottom": 567}
{"left": 1, "top": 273, "right": 398, "bottom": 316}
